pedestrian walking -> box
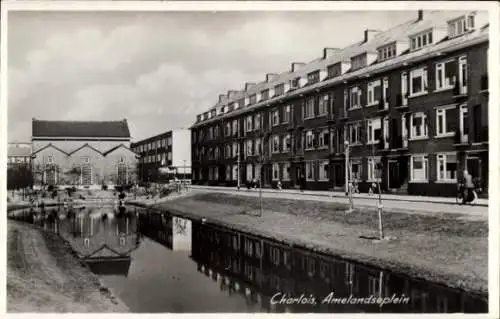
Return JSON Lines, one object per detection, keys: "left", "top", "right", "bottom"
{"left": 277, "top": 180, "right": 282, "bottom": 190}
{"left": 300, "top": 174, "right": 306, "bottom": 192}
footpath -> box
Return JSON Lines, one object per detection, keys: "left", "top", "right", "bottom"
{"left": 190, "top": 185, "right": 488, "bottom": 219}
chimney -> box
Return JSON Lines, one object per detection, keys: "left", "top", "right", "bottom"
{"left": 265, "top": 73, "right": 279, "bottom": 82}
{"left": 417, "top": 9, "right": 423, "bottom": 21}
{"left": 323, "top": 47, "right": 340, "bottom": 59}
{"left": 291, "top": 62, "right": 306, "bottom": 72}
{"left": 245, "top": 82, "right": 256, "bottom": 91}
{"left": 364, "top": 29, "right": 381, "bottom": 43}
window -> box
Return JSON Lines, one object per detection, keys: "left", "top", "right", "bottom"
{"left": 410, "top": 30, "right": 433, "bottom": 51}
{"left": 410, "top": 112, "right": 428, "bottom": 139}
{"left": 304, "top": 98, "right": 315, "bottom": 119}
{"left": 47, "top": 156, "right": 54, "bottom": 164}
{"left": 282, "top": 134, "right": 291, "bottom": 152}
{"left": 367, "top": 157, "right": 381, "bottom": 181}
{"left": 411, "top": 155, "right": 428, "bottom": 181}
{"left": 347, "top": 122, "right": 361, "bottom": 144}
{"left": 435, "top": 60, "right": 456, "bottom": 91}
{"left": 274, "top": 84, "right": 285, "bottom": 96}
{"left": 255, "top": 138, "right": 262, "bottom": 155}
{"left": 232, "top": 165, "right": 238, "bottom": 181}
{"left": 81, "top": 156, "right": 89, "bottom": 164}
{"left": 378, "top": 43, "right": 397, "bottom": 61}
{"left": 350, "top": 161, "right": 362, "bottom": 180}
{"left": 282, "top": 162, "right": 291, "bottom": 181}
{"left": 272, "top": 163, "right": 279, "bottom": 181}
{"left": 261, "top": 89, "right": 269, "bottom": 101}
{"left": 232, "top": 120, "right": 238, "bottom": 136}
{"left": 347, "top": 86, "right": 361, "bottom": 110}
{"left": 246, "top": 140, "right": 253, "bottom": 157}
{"left": 255, "top": 113, "right": 261, "bottom": 130}
{"left": 225, "top": 144, "right": 232, "bottom": 159}
{"left": 436, "top": 106, "right": 457, "bottom": 137}
{"left": 246, "top": 116, "right": 253, "bottom": 132}
{"left": 367, "top": 80, "right": 382, "bottom": 106}
{"left": 272, "top": 135, "right": 280, "bottom": 153}
{"left": 290, "top": 77, "right": 300, "bottom": 89}
{"left": 283, "top": 105, "right": 290, "bottom": 123}
{"left": 351, "top": 54, "right": 366, "bottom": 70}
{"left": 327, "top": 64, "right": 341, "bottom": 78}
{"left": 305, "top": 130, "right": 315, "bottom": 149}
{"left": 214, "top": 147, "right": 220, "bottom": 160}
{"left": 225, "top": 122, "right": 231, "bottom": 136}
{"left": 319, "top": 160, "right": 329, "bottom": 181}
{"left": 448, "top": 14, "right": 475, "bottom": 38}
{"left": 367, "top": 118, "right": 382, "bottom": 144}
{"left": 307, "top": 71, "right": 320, "bottom": 84}
{"left": 167, "top": 152, "right": 172, "bottom": 161}
{"left": 318, "top": 129, "right": 329, "bottom": 148}
{"left": 232, "top": 142, "right": 239, "bottom": 158}
{"left": 458, "top": 56, "right": 468, "bottom": 94}
{"left": 272, "top": 109, "right": 280, "bottom": 126}
{"left": 410, "top": 67, "right": 428, "bottom": 95}
{"left": 318, "top": 94, "right": 329, "bottom": 116}
{"left": 437, "top": 153, "right": 457, "bottom": 181}
{"left": 226, "top": 165, "right": 231, "bottom": 181}
{"left": 246, "top": 164, "right": 253, "bottom": 181}
{"left": 306, "top": 161, "right": 315, "bottom": 181}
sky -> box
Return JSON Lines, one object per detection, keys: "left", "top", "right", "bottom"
{"left": 8, "top": 10, "right": 416, "bottom": 142}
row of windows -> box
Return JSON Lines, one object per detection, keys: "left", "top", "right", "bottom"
{"left": 132, "top": 136, "right": 172, "bottom": 153}
{"left": 41, "top": 155, "right": 127, "bottom": 164}
{"left": 196, "top": 56, "right": 472, "bottom": 142}
{"left": 196, "top": 151, "right": 462, "bottom": 184}
{"left": 7, "top": 156, "right": 30, "bottom": 164}
{"left": 197, "top": 13, "right": 478, "bottom": 123}
{"left": 195, "top": 104, "right": 468, "bottom": 160}
{"left": 140, "top": 152, "right": 172, "bottom": 164}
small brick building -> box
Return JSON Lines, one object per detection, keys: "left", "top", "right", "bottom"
{"left": 31, "top": 119, "right": 139, "bottom": 188}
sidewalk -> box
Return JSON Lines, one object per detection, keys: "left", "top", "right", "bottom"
{"left": 190, "top": 185, "right": 488, "bottom": 218}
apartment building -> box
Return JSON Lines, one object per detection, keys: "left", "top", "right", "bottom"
{"left": 190, "top": 10, "right": 489, "bottom": 197}
{"left": 131, "top": 129, "right": 191, "bottom": 183}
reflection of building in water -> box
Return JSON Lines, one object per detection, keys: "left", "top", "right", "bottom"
{"left": 13, "top": 206, "right": 141, "bottom": 277}
{"left": 137, "top": 210, "right": 192, "bottom": 252}
{"left": 190, "top": 221, "right": 487, "bottom": 313}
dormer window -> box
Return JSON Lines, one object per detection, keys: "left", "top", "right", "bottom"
{"left": 261, "top": 89, "right": 269, "bottom": 101}
{"left": 290, "top": 77, "right": 300, "bottom": 90}
{"left": 307, "top": 71, "right": 320, "bottom": 84}
{"left": 378, "top": 43, "right": 397, "bottom": 62}
{"left": 351, "top": 54, "right": 367, "bottom": 71}
{"left": 248, "top": 94, "right": 257, "bottom": 105}
{"left": 238, "top": 98, "right": 245, "bottom": 108}
{"left": 197, "top": 115, "right": 201, "bottom": 122}
{"left": 410, "top": 30, "right": 433, "bottom": 51}
{"left": 448, "top": 14, "right": 475, "bottom": 38}
{"left": 210, "top": 109, "right": 216, "bottom": 118}
{"left": 274, "top": 84, "right": 284, "bottom": 96}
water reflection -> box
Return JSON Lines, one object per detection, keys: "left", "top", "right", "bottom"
{"left": 8, "top": 206, "right": 488, "bottom": 313}
{"left": 9, "top": 205, "right": 141, "bottom": 277}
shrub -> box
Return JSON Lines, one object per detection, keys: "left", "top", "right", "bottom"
{"left": 101, "top": 184, "right": 108, "bottom": 191}
{"left": 47, "top": 185, "right": 55, "bottom": 192}
{"left": 159, "top": 187, "right": 174, "bottom": 198}
{"left": 51, "top": 190, "right": 58, "bottom": 199}
{"left": 118, "top": 192, "right": 126, "bottom": 200}
{"left": 66, "top": 187, "right": 77, "bottom": 197}
{"left": 41, "top": 191, "right": 48, "bottom": 198}
{"left": 79, "top": 194, "right": 86, "bottom": 200}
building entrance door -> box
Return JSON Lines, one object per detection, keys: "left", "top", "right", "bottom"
{"left": 333, "top": 163, "right": 344, "bottom": 187}
{"left": 466, "top": 157, "right": 481, "bottom": 183}
{"left": 388, "top": 160, "right": 400, "bottom": 189}
{"left": 117, "top": 164, "right": 127, "bottom": 185}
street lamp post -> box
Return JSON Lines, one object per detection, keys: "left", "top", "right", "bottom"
{"left": 344, "top": 140, "right": 354, "bottom": 213}
{"left": 237, "top": 143, "right": 241, "bottom": 190}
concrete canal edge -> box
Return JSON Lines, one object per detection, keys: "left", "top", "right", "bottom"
{"left": 6, "top": 204, "right": 130, "bottom": 312}
{"left": 128, "top": 201, "right": 488, "bottom": 299}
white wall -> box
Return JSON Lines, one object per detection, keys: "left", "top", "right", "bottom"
{"left": 171, "top": 129, "right": 191, "bottom": 174}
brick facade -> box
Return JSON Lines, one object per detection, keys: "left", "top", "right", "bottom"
{"left": 190, "top": 11, "right": 489, "bottom": 197}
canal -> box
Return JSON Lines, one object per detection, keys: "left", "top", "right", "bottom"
{"left": 8, "top": 205, "right": 488, "bottom": 313}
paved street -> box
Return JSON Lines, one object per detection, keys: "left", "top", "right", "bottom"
{"left": 190, "top": 185, "right": 489, "bottom": 219}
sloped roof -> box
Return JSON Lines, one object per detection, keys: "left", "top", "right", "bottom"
{"left": 196, "top": 10, "right": 489, "bottom": 125}
{"left": 32, "top": 119, "right": 131, "bottom": 138}
{"left": 8, "top": 144, "right": 31, "bottom": 157}
{"left": 68, "top": 143, "right": 105, "bottom": 156}
{"left": 103, "top": 144, "right": 138, "bottom": 156}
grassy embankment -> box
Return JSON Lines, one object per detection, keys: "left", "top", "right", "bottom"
{"left": 142, "top": 192, "right": 488, "bottom": 296}
{"left": 7, "top": 221, "right": 128, "bottom": 312}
